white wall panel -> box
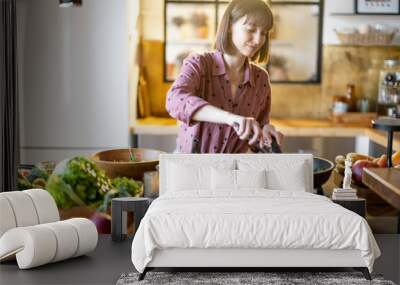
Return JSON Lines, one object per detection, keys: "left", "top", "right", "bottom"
{"left": 17, "top": 0, "right": 131, "bottom": 163}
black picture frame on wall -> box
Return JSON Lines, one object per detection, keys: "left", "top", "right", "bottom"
{"left": 355, "top": 0, "right": 400, "bottom": 15}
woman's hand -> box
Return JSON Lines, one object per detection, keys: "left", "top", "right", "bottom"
{"left": 261, "top": 124, "right": 284, "bottom": 148}
{"left": 228, "top": 115, "right": 262, "bottom": 146}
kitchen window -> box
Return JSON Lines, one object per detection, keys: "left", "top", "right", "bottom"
{"left": 164, "top": 0, "right": 324, "bottom": 84}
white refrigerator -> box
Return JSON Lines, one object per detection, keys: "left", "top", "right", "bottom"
{"left": 17, "top": 0, "right": 136, "bottom": 164}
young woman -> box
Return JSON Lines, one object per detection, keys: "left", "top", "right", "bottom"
{"left": 166, "top": 0, "right": 283, "bottom": 153}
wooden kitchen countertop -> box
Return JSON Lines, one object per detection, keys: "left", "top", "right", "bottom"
{"left": 130, "top": 117, "right": 400, "bottom": 150}
{"left": 270, "top": 118, "right": 366, "bottom": 137}
{"left": 362, "top": 168, "right": 400, "bottom": 210}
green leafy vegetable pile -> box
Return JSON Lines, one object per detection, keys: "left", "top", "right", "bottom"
{"left": 46, "top": 156, "right": 112, "bottom": 209}
{"left": 46, "top": 156, "right": 143, "bottom": 211}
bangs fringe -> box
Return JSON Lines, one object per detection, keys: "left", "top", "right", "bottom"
{"left": 246, "top": 9, "right": 274, "bottom": 32}
{"left": 233, "top": 0, "right": 274, "bottom": 31}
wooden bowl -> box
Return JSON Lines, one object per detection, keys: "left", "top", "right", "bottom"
{"left": 91, "top": 148, "right": 165, "bottom": 181}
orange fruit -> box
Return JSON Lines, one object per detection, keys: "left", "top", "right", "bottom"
{"left": 392, "top": 151, "right": 400, "bottom": 166}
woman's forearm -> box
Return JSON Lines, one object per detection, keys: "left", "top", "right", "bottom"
{"left": 193, "top": 105, "right": 271, "bottom": 144}
{"left": 192, "top": 105, "right": 237, "bottom": 126}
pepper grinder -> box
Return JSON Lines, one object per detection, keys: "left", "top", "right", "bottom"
{"left": 371, "top": 117, "right": 400, "bottom": 167}
{"left": 251, "top": 136, "right": 282, "bottom": 153}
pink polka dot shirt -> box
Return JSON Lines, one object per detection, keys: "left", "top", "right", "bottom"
{"left": 165, "top": 51, "right": 271, "bottom": 153}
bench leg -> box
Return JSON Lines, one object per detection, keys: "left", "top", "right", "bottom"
{"left": 138, "top": 268, "right": 148, "bottom": 281}
{"left": 354, "top": 267, "right": 371, "bottom": 280}
{"left": 111, "top": 201, "right": 124, "bottom": 242}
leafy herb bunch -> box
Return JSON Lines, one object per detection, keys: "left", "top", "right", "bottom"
{"left": 46, "top": 156, "right": 143, "bottom": 211}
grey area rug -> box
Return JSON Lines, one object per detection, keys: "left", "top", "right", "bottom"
{"left": 116, "top": 271, "right": 396, "bottom": 285}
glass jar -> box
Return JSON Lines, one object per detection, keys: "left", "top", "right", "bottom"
{"left": 332, "top": 95, "right": 349, "bottom": 114}
{"left": 377, "top": 59, "right": 400, "bottom": 116}
{"left": 143, "top": 170, "right": 159, "bottom": 198}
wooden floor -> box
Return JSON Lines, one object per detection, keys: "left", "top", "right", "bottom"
{"left": 0, "top": 235, "right": 399, "bottom": 285}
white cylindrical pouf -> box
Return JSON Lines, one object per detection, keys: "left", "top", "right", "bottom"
{"left": 0, "top": 196, "right": 17, "bottom": 237}
{"left": 24, "top": 189, "right": 60, "bottom": 223}
{"left": 42, "top": 221, "right": 79, "bottom": 262}
{"left": 0, "top": 226, "right": 57, "bottom": 269}
{"left": 17, "top": 226, "right": 57, "bottom": 269}
{"left": 64, "top": 218, "right": 98, "bottom": 257}
{"left": 1, "top": 192, "right": 39, "bottom": 227}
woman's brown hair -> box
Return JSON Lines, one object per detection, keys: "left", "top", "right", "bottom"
{"left": 214, "top": 0, "right": 274, "bottom": 64}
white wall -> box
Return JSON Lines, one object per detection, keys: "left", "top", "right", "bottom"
{"left": 323, "top": 0, "right": 400, "bottom": 45}
{"left": 17, "top": 0, "right": 131, "bottom": 164}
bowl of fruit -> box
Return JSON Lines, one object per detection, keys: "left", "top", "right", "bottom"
{"left": 333, "top": 151, "right": 400, "bottom": 187}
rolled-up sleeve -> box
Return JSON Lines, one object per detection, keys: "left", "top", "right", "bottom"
{"left": 165, "top": 53, "right": 209, "bottom": 126}
{"left": 257, "top": 71, "right": 271, "bottom": 126}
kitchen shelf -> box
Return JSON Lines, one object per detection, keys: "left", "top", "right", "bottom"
{"left": 326, "top": 44, "right": 400, "bottom": 47}
{"left": 328, "top": 44, "right": 400, "bottom": 47}
{"left": 330, "top": 12, "right": 400, "bottom": 16}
